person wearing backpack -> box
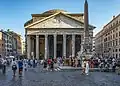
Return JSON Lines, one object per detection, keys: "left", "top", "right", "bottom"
{"left": 11, "top": 58, "right": 17, "bottom": 76}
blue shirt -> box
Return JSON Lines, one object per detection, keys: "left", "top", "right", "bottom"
{"left": 18, "top": 61, "right": 23, "bottom": 68}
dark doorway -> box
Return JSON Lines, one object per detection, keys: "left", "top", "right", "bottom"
{"left": 57, "top": 35, "right": 63, "bottom": 57}
{"left": 48, "top": 35, "right": 54, "bottom": 58}
{"left": 66, "top": 35, "right": 72, "bottom": 58}
{"left": 75, "top": 35, "right": 81, "bottom": 56}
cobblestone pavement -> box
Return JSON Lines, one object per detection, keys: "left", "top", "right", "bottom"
{"left": 0, "top": 65, "right": 120, "bottom": 86}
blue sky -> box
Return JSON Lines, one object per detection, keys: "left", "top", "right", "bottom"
{"left": 0, "top": 0, "right": 119, "bottom": 39}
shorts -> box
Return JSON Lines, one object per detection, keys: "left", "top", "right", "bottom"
{"left": 19, "top": 67, "right": 23, "bottom": 72}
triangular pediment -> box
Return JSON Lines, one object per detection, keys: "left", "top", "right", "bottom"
{"left": 25, "top": 12, "right": 86, "bottom": 29}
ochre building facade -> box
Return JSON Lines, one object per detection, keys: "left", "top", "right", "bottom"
{"left": 95, "top": 14, "right": 120, "bottom": 58}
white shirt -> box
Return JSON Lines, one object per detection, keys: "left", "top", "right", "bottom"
{"left": 2, "top": 59, "right": 7, "bottom": 65}
{"left": 30, "top": 60, "right": 33, "bottom": 64}
{"left": 35, "top": 60, "right": 37, "bottom": 63}
{"left": 11, "top": 61, "right": 17, "bottom": 66}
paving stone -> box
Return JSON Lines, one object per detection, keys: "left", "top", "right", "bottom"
{"left": 0, "top": 65, "right": 120, "bottom": 86}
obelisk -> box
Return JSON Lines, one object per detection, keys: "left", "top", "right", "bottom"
{"left": 84, "top": 0, "right": 90, "bottom": 54}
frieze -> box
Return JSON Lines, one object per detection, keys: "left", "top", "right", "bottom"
{"left": 27, "top": 29, "right": 84, "bottom": 35}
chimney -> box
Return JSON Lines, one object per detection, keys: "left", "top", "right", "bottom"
{"left": 113, "top": 16, "right": 115, "bottom": 19}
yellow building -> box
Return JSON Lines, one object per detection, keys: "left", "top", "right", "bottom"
{"left": 21, "top": 38, "right": 25, "bottom": 55}
{"left": 0, "top": 31, "right": 5, "bottom": 57}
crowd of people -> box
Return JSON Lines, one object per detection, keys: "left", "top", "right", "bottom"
{"left": 0, "top": 57, "right": 39, "bottom": 77}
{"left": 88, "top": 57, "right": 120, "bottom": 72}
{"left": 43, "top": 57, "right": 61, "bottom": 71}
{"left": 42, "top": 56, "right": 120, "bottom": 74}
{"left": 0, "top": 55, "right": 120, "bottom": 77}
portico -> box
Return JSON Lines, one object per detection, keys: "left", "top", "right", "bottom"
{"left": 26, "top": 30, "right": 82, "bottom": 59}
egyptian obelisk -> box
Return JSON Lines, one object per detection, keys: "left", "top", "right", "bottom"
{"left": 84, "top": 0, "right": 90, "bottom": 54}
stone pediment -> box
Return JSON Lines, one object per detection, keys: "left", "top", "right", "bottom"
{"left": 25, "top": 13, "right": 85, "bottom": 29}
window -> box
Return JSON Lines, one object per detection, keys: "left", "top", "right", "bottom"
{"left": 116, "top": 49, "right": 118, "bottom": 52}
{"left": 113, "top": 30, "right": 115, "bottom": 32}
{"left": 113, "top": 23, "right": 115, "bottom": 26}
{"left": 119, "top": 38, "right": 120, "bottom": 45}
{"left": 119, "top": 31, "right": 120, "bottom": 36}
{"left": 116, "top": 39, "right": 118, "bottom": 46}
{"left": 113, "top": 34, "right": 115, "bottom": 39}
{"left": 116, "top": 28, "right": 118, "bottom": 31}
{"left": 108, "top": 36, "right": 110, "bottom": 40}
{"left": 116, "top": 33, "right": 118, "bottom": 37}
{"left": 111, "top": 35, "right": 112, "bottom": 39}
{"left": 111, "top": 41, "right": 112, "bottom": 47}
{"left": 113, "top": 40, "right": 115, "bottom": 46}
{"left": 116, "top": 21, "right": 118, "bottom": 25}
{"left": 116, "top": 54, "right": 118, "bottom": 58}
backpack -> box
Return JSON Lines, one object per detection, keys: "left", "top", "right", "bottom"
{"left": 12, "top": 64, "right": 17, "bottom": 70}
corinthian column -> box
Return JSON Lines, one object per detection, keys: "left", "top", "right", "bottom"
{"left": 72, "top": 34, "right": 75, "bottom": 57}
{"left": 54, "top": 34, "right": 57, "bottom": 58}
{"left": 45, "top": 34, "right": 48, "bottom": 59}
{"left": 36, "top": 35, "right": 39, "bottom": 59}
{"left": 27, "top": 35, "right": 31, "bottom": 59}
{"left": 63, "top": 34, "right": 66, "bottom": 58}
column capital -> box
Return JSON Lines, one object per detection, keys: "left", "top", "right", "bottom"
{"left": 45, "top": 34, "right": 48, "bottom": 37}
{"left": 72, "top": 34, "right": 76, "bottom": 36}
{"left": 36, "top": 35, "right": 39, "bottom": 37}
{"left": 54, "top": 34, "right": 57, "bottom": 37}
{"left": 63, "top": 34, "right": 66, "bottom": 36}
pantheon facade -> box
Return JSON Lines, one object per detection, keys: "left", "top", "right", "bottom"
{"left": 24, "top": 9, "right": 95, "bottom": 59}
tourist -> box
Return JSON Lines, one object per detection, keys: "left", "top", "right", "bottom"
{"left": 54, "top": 59, "right": 59, "bottom": 71}
{"left": 112, "top": 60, "right": 116, "bottom": 72}
{"left": 73, "top": 57, "right": 75, "bottom": 67}
{"left": 18, "top": 58, "right": 23, "bottom": 77}
{"left": 33, "top": 59, "right": 36, "bottom": 68}
{"left": 82, "top": 60, "right": 86, "bottom": 74}
{"left": 99, "top": 62, "right": 104, "bottom": 72}
{"left": 30, "top": 59, "right": 33, "bottom": 67}
{"left": 11, "top": 58, "right": 17, "bottom": 76}
{"left": 75, "top": 57, "right": 78, "bottom": 67}
{"left": 35, "top": 59, "right": 38, "bottom": 67}
{"left": 43, "top": 59, "right": 47, "bottom": 70}
{"left": 85, "top": 60, "right": 89, "bottom": 75}
{"left": 24, "top": 59, "right": 28, "bottom": 71}
{"left": 48, "top": 58, "right": 51, "bottom": 70}
{"left": 2, "top": 58, "right": 7, "bottom": 74}
{"left": 71, "top": 57, "right": 73, "bottom": 67}
{"left": 50, "top": 59, "right": 54, "bottom": 71}
{"left": 28, "top": 59, "right": 31, "bottom": 67}
{"left": 57, "top": 57, "right": 60, "bottom": 66}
